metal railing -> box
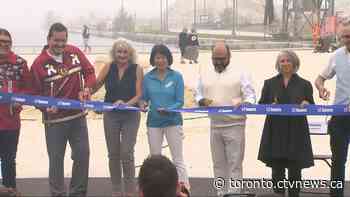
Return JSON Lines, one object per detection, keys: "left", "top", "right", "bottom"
{"left": 12, "top": 44, "right": 178, "bottom": 55}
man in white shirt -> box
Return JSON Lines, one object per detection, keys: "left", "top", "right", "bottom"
{"left": 195, "top": 41, "right": 256, "bottom": 196}
{"left": 315, "top": 23, "right": 350, "bottom": 197}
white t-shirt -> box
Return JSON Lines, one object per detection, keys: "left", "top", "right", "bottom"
{"left": 320, "top": 47, "right": 350, "bottom": 79}
{"left": 47, "top": 49, "right": 63, "bottom": 63}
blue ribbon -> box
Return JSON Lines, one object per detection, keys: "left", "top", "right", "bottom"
{"left": 0, "top": 92, "right": 349, "bottom": 116}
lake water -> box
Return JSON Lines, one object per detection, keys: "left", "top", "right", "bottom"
{"left": 9, "top": 27, "right": 176, "bottom": 54}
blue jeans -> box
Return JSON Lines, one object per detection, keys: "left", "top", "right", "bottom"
{"left": 0, "top": 130, "right": 19, "bottom": 189}
{"left": 329, "top": 116, "right": 350, "bottom": 197}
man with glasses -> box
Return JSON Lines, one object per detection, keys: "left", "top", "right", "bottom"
{"left": 195, "top": 41, "right": 256, "bottom": 196}
{"left": 0, "top": 28, "right": 31, "bottom": 194}
{"left": 315, "top": 23, "right": 350, "bottom": 197}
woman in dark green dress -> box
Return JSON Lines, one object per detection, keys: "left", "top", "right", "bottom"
{"left": 258, "top": 50, "right": 315, "bottom": 197}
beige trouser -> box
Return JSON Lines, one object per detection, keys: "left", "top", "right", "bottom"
{"left": 211, "top": 124, "right": 246, "bottom": 196}
{"left": 147, "top": 126, "right": 190, "bottom": 187}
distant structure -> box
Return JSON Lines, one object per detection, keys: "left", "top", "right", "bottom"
{"left": 265, "top": 0, "right": 336, "bottom": 40}
{"left": 172, "top": 0, "right": 265, "bottom": 30}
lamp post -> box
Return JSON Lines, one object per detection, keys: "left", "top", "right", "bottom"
{"left": 160, "top": 0, "right": 163, "bottom": 32}
{"left": 193, "top": 0, "right": 197, "bottom": 28}
{"left": 232, "top": 0, "right": 237, "bottom": 36}
{"left": 165, "top": 0, "right": 169, "bottom": 32}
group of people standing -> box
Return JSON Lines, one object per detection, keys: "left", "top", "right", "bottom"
{"left": 0, "top": 22, "right": 189, "bottom": 197}
{"left": 178, "top": 28, "right": 199, "bottom": 64}
{"left": 0, "top": 21, "right": 350, "bottom": 197}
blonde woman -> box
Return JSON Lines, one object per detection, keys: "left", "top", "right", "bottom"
{"left": 92, "top": 39, "right": 143, "bottom": 197}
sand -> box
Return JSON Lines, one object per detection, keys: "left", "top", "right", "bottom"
{"left": 15, "top": 50, "right": 340, "bottom": 181}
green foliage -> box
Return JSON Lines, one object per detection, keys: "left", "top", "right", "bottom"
{"left": 112, "top": 8, "right": 135, "bottom": 33}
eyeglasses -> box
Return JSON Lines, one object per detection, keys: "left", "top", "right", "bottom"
{"left": 212, "top": 57, "right": 227, "bottom": 61}
{"left": 0, "top": 39, "right": 11, "bottom": 45}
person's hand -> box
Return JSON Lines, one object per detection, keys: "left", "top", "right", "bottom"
{"left": 11, "top": 103, "right": 22, "bottom": 114}
{"left": 94, "top": 110, "right": 103, "bottom": 115}
{"left": 113, "top": 100, "right": 125, "bottom": 106}
{"left": 177, "top": 190, "right": 188, "bottom": 197}
{"left": 176, "top": 182, "right": 189, "bottom": 197}
{"left": 138, "top": 101, "right": 148, "bottom": 112}
{"left": 46, "top": 106, "right": 58, "bottom": 114}
{"left": 299, "top": 100, "right": 310, "bottom": 108}
{"left": 157, "top": 107, "right": 169, "bottom": 115}
{"left": 232, "top": 98, "right": 242, "bottom": 108}
{"left": 318, "top": 86, "right": 330, "bottom": 101}
{"left": 78, "top": 87, "right": 92, "bottom": 102}
{"left": 13, "top": 103, "right": 22, "bottom": 109}
{"left": 272, "top": 97, "right": 278, "bottom": 104}
{"left": 198, "top": 98, "right": 213, "bottom": 107}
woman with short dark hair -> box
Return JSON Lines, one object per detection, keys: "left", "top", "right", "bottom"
{"left": 258, "top": 50, "right": 315, "bottom": 197}
{"left": 140, "top": 44, "right": 190, "bottom": 190}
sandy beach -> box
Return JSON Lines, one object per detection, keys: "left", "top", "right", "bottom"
{"left": 15, "top": 50, "right": 341, "bottom": 181}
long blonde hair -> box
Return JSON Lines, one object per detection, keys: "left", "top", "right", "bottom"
{"left": 110, "top": 39, "right": 137, "bottom": 64}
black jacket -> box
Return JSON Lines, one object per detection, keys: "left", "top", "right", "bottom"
{"left": 258, "top": 74, "right": 315, "bottom": 169}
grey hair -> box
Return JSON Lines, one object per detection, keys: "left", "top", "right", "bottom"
{"left": 275, "top": 50, "right": 300, "bottom": 73}
{"left": 110, "top": 38, "right": 137, "bottom": 64}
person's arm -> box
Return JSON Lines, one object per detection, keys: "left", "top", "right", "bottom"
{"left": 195, "top": 34, "right": 199, "bottom": 46}
{"left": 91, "top": 62, "right": 111, "bottom": 95}
{"left": 194, "top": 75, "right": 204, "bottom": 103}
{"left": 305, "top": 81, "right": 315, "bottom": 104}
{"left": 29, "top": 62, "right": 43, "bottom": 96}
{"left": 314, "top": 54, "right": 336, "bottom": 101}
{"left": 30, "top": 61, "right": 56, "bottom": 113}
{"left": 11, "top": 59, "right": 32, "bottom": 112}
{"left": 75, "top": 47, "right": 96, "bottom": 101}
{"left": 18, "top": 60, "right": 33, "bottom": 95}
{"left": 194, "top": 74, "right": 213, "bottom": 106}
{"left": 139, "top": 75, "right": 150, "bottom": 111}
{"left": 240, "top": 72, "right": 256, "bottom": 104}
{"left": 166, "top": 74, "right": 185, "bottom": 110}
{"left": 126, "top": 65, "right": 144, "bottom": 106}
{"left": 77, "top": 48, "right": 96, "bottom": 89}
{"left": 258, "top": 80, "right": 270, "bottom": 104}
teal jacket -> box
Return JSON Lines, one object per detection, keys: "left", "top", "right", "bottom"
{"left": 142, "top": 68, "right": 184, "bottom": 128}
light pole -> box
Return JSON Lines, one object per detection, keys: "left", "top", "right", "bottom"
{"left": 232, "top": 0, "right": 237, "bottom": 36}
{"left": 160, "top": 0, "right": 163, "bottom": 32}
{"left": 193, "top": 0, "right": 197, "bottom": 28}
{"left": 165, "top": 0, "right": 169, "bottom": 32}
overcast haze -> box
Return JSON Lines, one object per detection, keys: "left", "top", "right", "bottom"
{"left": 1, "top": 0, "right": 173, "bottom": 29}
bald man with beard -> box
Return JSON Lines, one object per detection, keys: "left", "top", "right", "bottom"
{"left": 195, "top": 42, "right": 256, "bottom": 196}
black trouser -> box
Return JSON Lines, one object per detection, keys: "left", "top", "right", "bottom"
{"left": 0, "top": 130, "right": 19, "bottom": 189}
{"left": 180, "top": 46, "right": 186, "bottom": 57}
{"left": 329, "top": 116, "right": 350, "bottom": 197}
{"left": 271, "top": 160, "right": 301, "bottom": 197}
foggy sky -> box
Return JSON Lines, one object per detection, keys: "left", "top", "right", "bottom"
{"left": 1, "top": 0, "right": 173, "bottom": 29}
